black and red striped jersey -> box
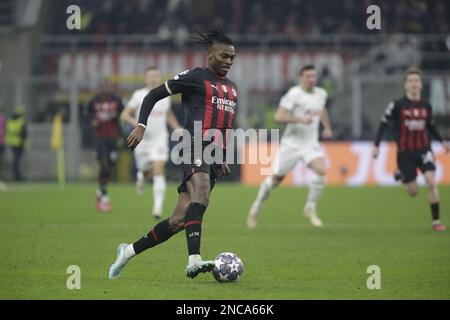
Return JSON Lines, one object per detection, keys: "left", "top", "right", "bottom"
{"left": 164, "top": 67, "right": 238, "bottom": 145}
{"left": 375, "top": 96, "right": 443, "bottom": 152}
{"left": 86, "top": 93, "right": 124, "bottom": 139}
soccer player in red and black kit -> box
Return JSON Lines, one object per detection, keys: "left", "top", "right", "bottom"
{"left": 373, "top": 68, "right": 449, "bottom": 231}
{"left": 86, "top": 82, "right": 124, "bottom": 212}
{"left": 108, "top": 28, "right": 238, "bottom": 279}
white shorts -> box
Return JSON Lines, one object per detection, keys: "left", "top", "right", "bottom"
{"left": 134, "top": 138, "right": 169, "bottom": 172}
{"left": 272, "top": 142, "right": 324, "bottom": 177}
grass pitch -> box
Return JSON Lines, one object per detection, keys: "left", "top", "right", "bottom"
{"left": 0, "top": 183, "right": 449, "bottom": 299}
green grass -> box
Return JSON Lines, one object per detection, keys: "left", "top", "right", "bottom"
{"left": 0, "top": 183, "right": 449, "bottom": 299}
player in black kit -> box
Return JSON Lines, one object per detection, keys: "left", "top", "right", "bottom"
{"left": 86, "top": 82, "right": 124, "bottom": 212}
{"left": 108, "top": 28, "right": 238, "bottom": 279}
{"left": 373, "top": 68, "right": 449, "bottom": 231}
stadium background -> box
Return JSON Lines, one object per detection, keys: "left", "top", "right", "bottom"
{"left": 1, "top": 0, "right": 450, "bottom": 301}
{"left": 0, "top": 0, "right": 449, "bottom": 185}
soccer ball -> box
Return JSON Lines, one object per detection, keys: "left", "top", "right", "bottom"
{"left": 212, "top": 252, "right": 244, "bottom": 282}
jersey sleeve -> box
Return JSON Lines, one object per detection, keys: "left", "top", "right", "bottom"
{"left": 380, "top": 101, "right": 396, "bottom": 124}
{"left": 164, "top": 69, "right": 196, "bottom": 95}
{"left": 279, "top": 88, "right": 296, "bottom": 111}
{"left": 127, "top": 91, "right": 140, "bottom": 110}
{"left": 374, "top": 101, "right": 396, "bottom": 146}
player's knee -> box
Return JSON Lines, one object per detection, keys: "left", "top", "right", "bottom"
{"left": 427, "top": 181, "right": 437, "bottom": 192}
{"left": 407, "top": 187, "right": 418, "bottom": 197}
{"left": 315, "top": 166, "right": 327, "bottom": 176}
{"left": 190, "top": 175, "right": 211, "bottom": 205}
{"left": 169, "top": 215, "right": 185, "bottom": 232}
{"left": 194, "top": 184, "right": 210, "bottom": 206}
{"left": 272, "top": 176, "right": 283, "bottom": 186}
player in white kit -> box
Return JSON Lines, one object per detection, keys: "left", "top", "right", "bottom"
{"left": 247, "top": 65, "right": 333, "bottom": 228}
{"left": 121, "top": 66, "right": 181, "bottom": 219}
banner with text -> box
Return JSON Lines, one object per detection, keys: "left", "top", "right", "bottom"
{"left": 241, "top": 142, "right": 450, "bottom": 186}
{"left": 47, "top": 51, "right": 346, "bottom": 91}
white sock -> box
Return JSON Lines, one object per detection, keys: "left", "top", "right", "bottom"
{"left": 188, "top": 254, "right": 202, "bottom": 265}
{"left": 124, "top": 244, "right": 136, "bottom": 259}
{"left": 137, "top": 171, "right": 144, "bottom": 183}
{"left": 254, "top": 176, "right": 274, "bottom": 209}
{"left": 152, "top": 175, "right": 166, "bottom": 216}
{"left": 306, "top": 174, "right": 325, "bottom": 206}
{"left": 432, "top": 220, "right": 442, "bottom": 226}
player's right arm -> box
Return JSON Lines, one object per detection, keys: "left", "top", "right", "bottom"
{"left": 121, "top": 91, "right": 140, "bottom": 126}
{"left": 373, "top": 101, "right": 395, "bottom": 158}
{"left": 274, "top": 107, "right": 313, "bottom": 124}
{"left": 274, "top": 89, "right": 312, "bottom": 124}
{"left": 127, "top": 69, "right": 194, "bottom": 151}
{"left": 120, "top": 106, "right": 138, "bottom": 126}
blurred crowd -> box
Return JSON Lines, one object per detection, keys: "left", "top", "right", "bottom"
{"left": 51, "top": 0, "right": 450, "bottom": 35}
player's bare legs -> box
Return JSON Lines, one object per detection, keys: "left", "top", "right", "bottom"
{"left": 247, "top": 175, "right": 283, "bottom": 229}
{"left": 304, "top": 156, "right": 327, "bottom": 227}
{"left": 423, "top": 171, "right": 445, "bottom": 231}
{"left": 108, "top": 192, "right": 190, "bottom": 279}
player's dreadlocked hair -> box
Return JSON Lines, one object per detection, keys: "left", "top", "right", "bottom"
{"left": 191, "top": 27, "right": 233, "bottom": 51}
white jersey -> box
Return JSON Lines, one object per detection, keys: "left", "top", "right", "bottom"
{"left": 127, "top": 87, "right": 171, "bottom": 143}
{"left": 279, "top": 85, "right": 327, "bottom": 147}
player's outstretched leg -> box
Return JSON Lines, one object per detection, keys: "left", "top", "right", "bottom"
{"left": 247, "top": 176, "right": 281, "bottom": 229}
{"left": 184, "top": 174, "right": 215, "bottom": 278}
{"left": 108, "top": 193, "right": 190, "bottom": 279}
{"left": 304, "top": 157, "right": 326, "bottom": 227}
{"left": 424, "top": 171, "right": 446, "bottom": 231}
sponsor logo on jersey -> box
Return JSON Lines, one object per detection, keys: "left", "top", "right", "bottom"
{"left": 212, "top": 96, "right": 236, "bottom": 113}
{"left": 174, "top": 69, "right": 189, "bottom": 80}
{"left": 404, "top": 119, "right": 425, "bottom": 130}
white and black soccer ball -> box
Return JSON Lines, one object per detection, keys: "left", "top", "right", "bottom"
{"left": 212, "top": 252, "right": 244, "bottom": 283}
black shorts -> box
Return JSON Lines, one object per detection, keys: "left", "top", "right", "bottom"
{"left": 95, "top": 137, "right": 118, "bottom": 163}
{"left": 176, "top": 143, "right": 224, "bottom": 194}
{"left": 397, "top": 149, "right": 436, "bottom": 183}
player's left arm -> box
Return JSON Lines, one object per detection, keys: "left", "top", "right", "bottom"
{"left": 427, "top": 106, "right": 449, "bottom": 153}
{"left": 320, "top": 108, "right": 333, "bottom": 139}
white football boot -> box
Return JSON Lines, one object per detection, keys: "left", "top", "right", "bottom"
{"left": 185, "top": 255, "right": 215, "bottom": 279}
{"left": 108, "top": 243, "right": 131, "bottom": 279}
{"left": 246, "top": 202, "right": 261, "bottom": 229}
{"left": 303, "top": 203, "right": 323, "bottom": 227}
